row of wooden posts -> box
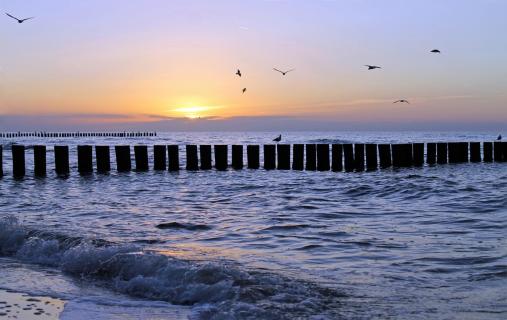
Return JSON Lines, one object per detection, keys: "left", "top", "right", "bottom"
{"left": 0, "top": 132, "right": 157, "bottom": 138}
{"left": 1, "top": 142, "right": 506, "bottom": 177}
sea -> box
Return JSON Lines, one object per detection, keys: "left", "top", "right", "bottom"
{"left": 0, "top": 131, "right": 506, "bottom": 320}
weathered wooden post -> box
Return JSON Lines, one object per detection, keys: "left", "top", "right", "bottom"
{"left": 332, "top": 144, "right": 343, "bottom": 172}
{"left": 54, "top": 146, "right": 70, "bottom": 175}
{"left": 115, "top": 146, "right": 131, "bottom": 172}
{"left": 95, "top": 146, "right": 111, "bottom": 172}
{"left": 437, "top": 143, "right": 448, "bottom": 164}
{"left": 277, "top": 144, "right": 291, "bottom": 170}
{"left": 317, "top": 144, "right": 330, "bottom": 171}
{"left": 343, "top": 144, "right": 354, "bottom": 172}
{"left": 502, "top": 142, "right": 507, "bottom": 162}
{"left": 427, "top": 143, "right": 436, "bottom": 165}
{"left": 469, "top": 142, "right": 481, "bottom": 162}
{"left": 264, "top": 145, "right": 276, "bottom": 170}
{"left": 33, "top": 145, "right": 46, "bottom": 177}
{"left": 232, "top": 145, "right": 243, "bottom": 170}
{"left": 168, "top": 145, "right": 180, "bottom": 171}
{"left": 354, "top": 144, "right": 365, "bottom": 171}
{"left": 493, "top": 142, "right": 502, "bottom": 162}
{"left": 12, "top": 145, "right": 25, "bottom": 177}
{"left": 214, "top": 145, "right": 228, "bottom": 170}
{"left": 483, "top": 142, "right": 493, "bottom": 162}
{"left": 292, "top": 144, "right": 304, "bottom": 170}
{"left": 134, "top": 145, "right": 149, "bottom": 171}
{"left": 0, "top": 146, "right": 2, "bottom": 177}
{"left": 365, "top": 144, "right": 378, "bottom": 171}
{"left": 305, "top": 144, "right": 316, "bottom": 171}
{"left": 77, "top": 145, "right": 93, "bottom": 174}
{"left": 413, "top": 143, "right": 424, "bottom": 167}
{"left": 457, "top": 142, "right": 469, "bottom": 163}
{"left": 199, "top": 145, "right": 212, "bottom": 170}
{"left": 247, "top": 145, "right": 260, "bottom": 169}
{"left": 153, "top": 145, "right": 167, "bottom": 170}
{"left": 392, "top": 144, "right": 412, "bottom": 167}
{"left": 186, "top": 145, "right": 199, "bottom": 170}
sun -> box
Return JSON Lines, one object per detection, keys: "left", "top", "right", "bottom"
{"left": 171, "top": 105, "right": 219, "bottom": 119}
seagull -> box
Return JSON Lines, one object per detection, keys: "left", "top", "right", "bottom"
{"left": 5, "top": 13, "right": 34, "bottom": 24}
{"left": 273, "top": 134, "right": 282, "bottom": 142}
{"left": 242, "top": 88, "right": 247, "bottom": 94}
{"left": 430, "top": 49, "right": 441, "bottom": 53}
{"left": 393, "top": 99, "right": 410, "bottom": 104}
{"left": 497, "top": 134, "right": 502, "bottom": 141}
{"left": 273, "top": 68, "right": 294, "bottom": 76}
{"left": 236, "top": 69, "right": 242, "bottom": 77}
{"left": 364, "top": 65, "right": 381, "bottom": 70}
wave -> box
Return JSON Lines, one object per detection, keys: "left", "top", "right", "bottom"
{"left": 0, "top": 216, "right": 342, "bottom": 319}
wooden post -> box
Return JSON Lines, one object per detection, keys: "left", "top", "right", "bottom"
{"left": 332, "top": 144, "right": 343, "bottom": 172}
{"left": 343, "top": 144, "right": 354, "bottom": 172}
{"left": 305, "top": 144, "right": 316, "bottom": 171}
{"left": 77, "top": 145, "right": 93, "bottom": 174}
{"left": 168, "top": 145, "right": 180, "bottom": 171}
{"left": 12, "top": 145, "right": 25, "bottom": 177}
{"left": 264, "top": 145, "right": 276, "bottom": 170}
{"left": 33, "top": 145, "right": 46, "bottom": 177}
{"left": 214, "top": 145, "right": 228, "bottom": 170}
{"left": 469, "top": 142, "right": 481, "bottom": 162}
{"left": 317, "top": 144, "right": 330, "bottom": 171}
{"left": 186, "top": 145, "right": 199, "bottom": 170}
{"left": 493, "top": 142, "right": 502, "bottom": 162}
{"left": 502, "top": 142, "right": 507, "bottom": 162}
{"left": 199, "top": 145, "right": 212, "bottom": 170}
{"left": 365, "top": 144, "right": 378, "bottom": 171}
{"left": 457, "top": 142, "right": 469, "bottom": 163}
{"left": 115, "top": 145, "right": 131, "bottom": 172}
{"left": 54, "top": 146, "right": 70, "bottom": 175}
{"left": 354, "top": 144, "right": 365, "bottom": 171}
{"left": 392, "top": 144, "right": 413, "bottom": 167}
{"left": 0, "top": 146, "right": 2, "bottom": 177}
{"left": 292, "top": 144, "right": 304, "bottom": 170}
{"left": 95, "top": 146, "right": 111, "bottom": 172}
{"left": 427, "top": 143, "right": 436, "bottom": 165}
{"left": 247, "top": 145, "right": 260, "bottom": 169}
{"left": 483, "top": 142, "right": 493, "bottom": 162}
{"left": 277, "top": 144, "right": 291, "bottom": 170}
{"left": 153, "top": 145, "right": 167, "bottom": 170}
{"left": 232, "top": 145, "right": 243, "bottom": 170}
{"left": 437, "top": 143, "right": 448, "bottom": 164}
{"left": 413, "top": 143, "right": 424, "bottom": 166}
{"left": 134, "top": 145, "right": 149, "bottom": 171}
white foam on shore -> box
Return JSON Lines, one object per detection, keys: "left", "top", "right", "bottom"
{"left": 0, "top": 216, "right": 341, "bottom": 319}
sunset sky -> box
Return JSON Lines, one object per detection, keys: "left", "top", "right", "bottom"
{"left": 1, "top": 0, "right": 506, "bottom": 130}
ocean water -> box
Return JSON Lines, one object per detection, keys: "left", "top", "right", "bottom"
{"left": 0, "top": 131, "right": 506, "bottom": 319}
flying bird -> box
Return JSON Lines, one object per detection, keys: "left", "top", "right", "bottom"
{"left": 393, "top": 99, "right": 410, "bottom": 104}
{"left": 273, "top": 68, "right": 294, "bottom": 76}
{"left": 430, "top": 49, "right": 441, "bottom": 53}
{"left": 497, "top": 134, "right": 502, "bottom": 141}
{"left": 236, "top": 69, "right": 242, "bottom": 77}
{"left": 242, "top": 88, "right": 247, "bottom": 94}
{"left": 273, "top": 134, "right": 282, "bottom": 142}
{"left": 364, "top": 65, "right": 381, "bottom": 70}
{"left": 5, "top": 13, "right": 34, "bottom": 23}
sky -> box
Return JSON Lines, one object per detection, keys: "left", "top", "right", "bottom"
{"left": 0, "top": 0, "right": 506, "bottom": 131}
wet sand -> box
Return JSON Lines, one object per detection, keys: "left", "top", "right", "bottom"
{"left": 0, "top": 290, "right": 65, "bottom": 320}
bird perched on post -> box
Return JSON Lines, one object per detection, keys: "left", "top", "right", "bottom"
{"left": 430, "top": 49, "right": 441, "bottom": 53}
{"left": 236, "top": 69, "right": 242, "bottom": 77}
{"left": 5, "top": 13, "right": 34, "bottom": 23}
{"left": 273, "top": 134, "right": 282, "bottom": 143}
{"left": 393, "top": 99, "right": 410, "bottom": 104}
{"left": 497, "top": 134, "right": 502, "bottom": 141}
{"left": 364, "top": 65, "right": 381, "bottom": 70}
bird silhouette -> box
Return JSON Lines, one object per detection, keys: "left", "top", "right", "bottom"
{"left": 273, "top": 134, "right": 282, "bottom": 142}
{"left": 393, "top": 99, "right": 410, "bottom": 104}
{"left": 273, "top": 68, "right": 294, "bottom": 76}
{"left": 364, "top": 65, "right": 381, "bottom": 70}
{"left": 5, "top": 13, "right": 34, "bottom": 23}
{"left": 430, "top": 49, "right": 441, "bottom": 53}
{"left": 497, "top": 134, "right": 502, "bottom": 141}
{"left": 242, "top": 88, "right": 247, "bottom": 94}
{"left": 236, "top": 69, "right": 242, "bottom": 77}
